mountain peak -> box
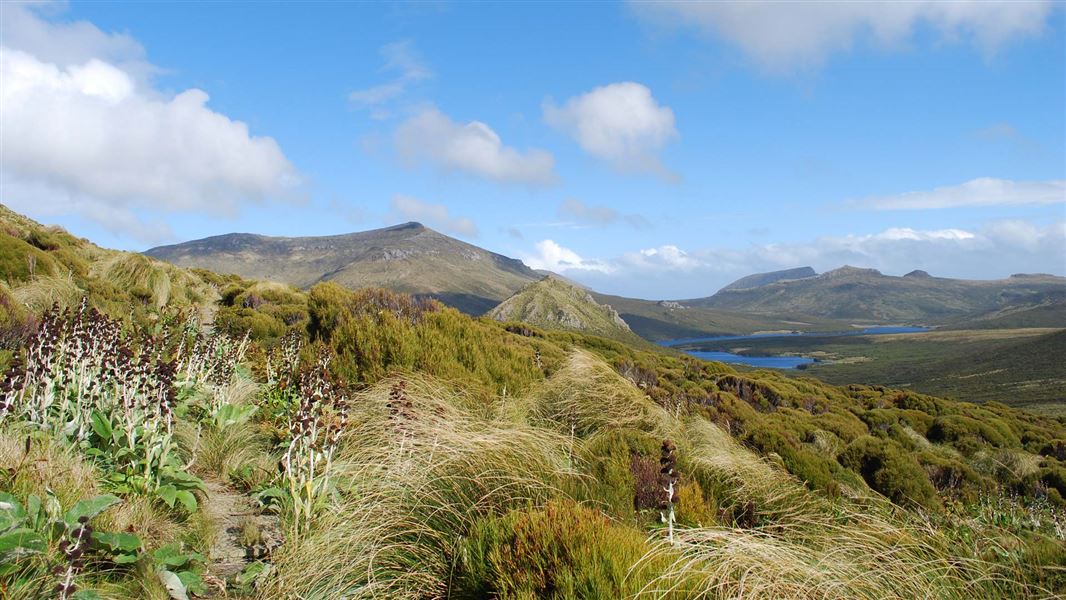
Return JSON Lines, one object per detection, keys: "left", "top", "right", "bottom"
{"left": 823, "top": 265, "right": 882, "bottom": 278}
{"left": 904, "top": 269, "right": 932, "bottom": 278}
{"left": 383, "top": 221, "right": 427, "bottom": 232}
{"left": 489, "top": 276, "right": 638, "bottom": 342}
{"left": 144, "top": 222, "right": 540, "bottom": 314}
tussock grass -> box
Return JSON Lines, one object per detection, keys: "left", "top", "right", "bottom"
{"left": 525, "top": 349, "right": 673, "bottom": 437}
{"left": 0, "top": 429, "right": 99, "bottom": 507}
{"left": 11, "top": 271, "right": 82, "bottom": 312}
{"left": 256, "top": 353, "right": 1043, "bottom": 599}
{"left": 261, "top": 373, "right": 578, "bottom": 599}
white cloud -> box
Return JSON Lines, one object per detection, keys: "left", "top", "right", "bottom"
{"left": 522, "top": 240, "right": 613, "bottom": 274}
{"left": 543, "top": 82, "right": 677, "bottom": 177}
{"left": 349, "top": 40, "right": 431, "bottom": 111}
{"left": 395, "top": 107, "right": 556, "bottom": 184}
{"left": 857, "top": 178, "right": 1065, "bottom": 210}
{"left": 0, "top": 4, "right": 299, "bottom": 243}
{"left": 0, "top": 2, "right": 154, "bottom": 82}
{"left": 389, "top": 194, "right": 478, "bottom": 237}
{"left": 541, "top": 220, "right": 1066, "bottom": 299}
{"left": 557, "top": 198, "right": 652, "bottom": 230}
{"left": 633, "top": 1, "right": 1057, "bottom": 72}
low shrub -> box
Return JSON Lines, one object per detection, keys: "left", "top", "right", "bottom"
{"left": 452, "top": 500, "right": 661, "bottom": 599}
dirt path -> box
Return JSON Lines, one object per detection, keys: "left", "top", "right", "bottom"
{"left": 201, "top": 479, "right": 282, "bottom": 594}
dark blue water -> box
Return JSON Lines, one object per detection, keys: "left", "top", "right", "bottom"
{"left": 659, "top": 326, "right": 931, "bottom": 370}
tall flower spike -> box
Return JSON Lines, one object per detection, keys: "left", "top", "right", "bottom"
{"left": 659, "top": 439, "right": 679, "bottom": 544}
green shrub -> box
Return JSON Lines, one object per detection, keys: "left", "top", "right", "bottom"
{"left": 840, "top": 436, "right": 940, "bottom": 510}
{"left": 453, "top": 500, "right": 662, "bottom": 599}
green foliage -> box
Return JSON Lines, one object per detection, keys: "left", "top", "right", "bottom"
{"left": 840, "top": 436, "right": 940, "bottom": 510}
{"left": 306, "top": 283, "right": 563, "bottom": 395}
{"left": 453, "top": 500, "right": 662, "bottom": 599}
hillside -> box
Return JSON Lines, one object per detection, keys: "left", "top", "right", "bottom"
{"left": 146, "top": 222, "right": 541, "bottom": 314}
{"left": 2, "top": 205, "right": 1066, "bottom": 597}
{"left": 720, "top": 266, "right": 818, "bottom": 291}
{"left": 0, "top": 204, "right": 218, "bottom": 337}
{"left": 488, "top": 276, "right": 642, "bottom": 343}
{"left": 689, "top": 265, "right": 1066, "bottom": 324}
{"left": 589, "top": 291, "right": 853, "bottom": 341}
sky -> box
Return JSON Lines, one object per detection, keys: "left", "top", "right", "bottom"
{"left": 1, "top": 1, "right": 1064, "bottom": 299}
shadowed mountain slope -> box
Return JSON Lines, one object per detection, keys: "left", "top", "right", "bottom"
{"left": 720, "top": 266, "right": 818, "bottom": 291}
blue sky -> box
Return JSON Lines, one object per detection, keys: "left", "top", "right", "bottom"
{"left": 2, "top": 1, "right": 1064, "bottom": 298}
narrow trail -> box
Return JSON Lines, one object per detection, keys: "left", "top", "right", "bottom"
{"left": 200, "top": 479, "right": 282, "bottom": 595}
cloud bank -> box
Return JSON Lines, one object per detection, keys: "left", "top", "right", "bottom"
{"left": 856, "top": 178, "right": 1065, "bottom": 210}
{"left": 395, "top": 107, "right": 556, "bottom": 184}
{"left": 544, "top": 82, "right": 677, "bottom": 177}
{"left": 0, "top": 3, "right": 298, "bottom": 244}
{"left": 634, "top": 1, "right": 1057, "bottom": 72}
{"left": 528, "top": 220, "right": 1066, "bottom": 298}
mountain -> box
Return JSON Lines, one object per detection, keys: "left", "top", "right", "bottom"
{"left": 720, "top": 266, "right": 817, "bottom": 291}
{"left": 145, "top": 223, "right": 540, "bottom": 314}
{"left": 687, "top": 265, "right": 1066, "bottom": 324}
{"left": 488, "top": 276, "right": 642, "bottom": 343}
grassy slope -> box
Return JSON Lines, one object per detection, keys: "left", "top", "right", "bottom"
{"left": 489, "top": 276, "right": 647, "bottom": 345}
{"left": 0, "top": 203, "right": 219, "bottom": 336}
{"left": 689, "top": 266, "right": 1066, "bottom": 324}
{"left": 145, "top": 222, "right": 540, "bottom": 315}
{"left": 590, "top": 291, "right": 853, "bottom": 341}
{"left": 4, "top": 206, "right": 1066, "bottom": 597}
{"left": 680, "top": 327, "right": 1066, "bottom": 415}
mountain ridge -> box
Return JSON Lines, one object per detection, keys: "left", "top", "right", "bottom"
{"left": 145, "top": 222, "right": 540, "bottom": 314}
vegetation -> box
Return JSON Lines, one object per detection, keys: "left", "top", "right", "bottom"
{"left": 489, "top": 276, "right": 644, "bottom": 345}
{"left": 2, "top": 207, "right": 1065, "bottom": 598}
{"left": 683, "top": 327, "right": 1066, "bottom": 414}
{"left": 690, "top": 265, "right": 1065, "bottom": 324}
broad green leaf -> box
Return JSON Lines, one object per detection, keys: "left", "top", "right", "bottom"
{"left": 92, "top": 531, "right": 142, "bottom": 553}
{"left": 90, "top": 410, "right": 112, "bottom": 441}
{"left": 153, "top": 543, "right": 190, "bottom": 568}
{"left": 64, "top": 495, "right": 121, "bottom": 526}
{"left": 25, "top": 495, "right": 41, "bottom": 530}
{"left": 0, "top": 492, "right": 26, "bottom": 532}
{"left": 0, "top": 528, "right": 46, "bottom": 563}
{"left": 236, "top": 561, "right": 271, "bottom": 587}
{"left": 157, "top": 485, "right": 178, "bottom": 508}
{"left": 71, "top": 591, "right": 104, "bottom": 600}
{"left": 174, "top": 491, "right": 198, "bottom": 512}
{"left": 157, "top": 569, "right": 189, "bottom": 600}
{"left": 113, "top": 553, "right": 140, "bottom": 564}
{"left": 177, "top": 570, "right": 207, "bottom": 595}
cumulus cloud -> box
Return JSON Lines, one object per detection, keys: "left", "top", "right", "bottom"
{"left": 389, "top": 194, "right": 478, "bottom": 237}
{"left": 395, "top": 107, "right": 556, "bottom": 184}
{"left": 557, "top": 198, "right": 652, "bottom": 230}
{"left": 349, "top": 40, "right": 431, "bottom": 114}
{"left": 633, "top": 1, "right": 1057, "bottom": 72}
{"left": 855, "top": 178, "right": 1065, "bottom": 210}
{"left": 538, "top": 220, "right": 1066, "bottom": 298}
{"left": 0, "top": 3, "right": 299, "bottom": 243}
{"left": 543, "top": 82, "right": 677, "bottom": 177}
{"left": 522, "top": 240, "right": 613, "bottom": 274}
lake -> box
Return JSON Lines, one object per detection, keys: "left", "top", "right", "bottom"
{"left": 659, "top": 326, "right": 931, "bottom": 370}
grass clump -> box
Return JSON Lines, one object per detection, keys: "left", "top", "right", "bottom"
{"left": 453, "top": 500, "right": 664, "bottom": 599}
